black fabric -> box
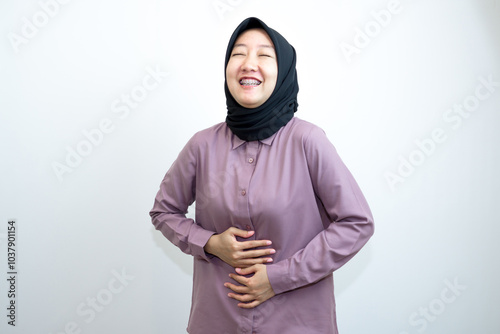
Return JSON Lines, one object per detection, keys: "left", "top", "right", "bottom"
{"left": 224, "top": 17, "right": 299, "bottom": 141}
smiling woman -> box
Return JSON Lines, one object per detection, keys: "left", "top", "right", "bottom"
{"left": 225, "top": 28, "right": 278, "bottom": 109}
{"left": 223, "top": 18, "right": 300, "bottom": 142}
{"left": 150, "top": 17, "right": 374, "bottom": 334}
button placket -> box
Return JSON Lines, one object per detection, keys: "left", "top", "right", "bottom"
{"left": 236, "top": 141, "right": 259, "bottom": 232}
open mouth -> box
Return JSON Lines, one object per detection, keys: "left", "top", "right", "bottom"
{"left": 239, "top": 78, "right": 262, "bottom": 86}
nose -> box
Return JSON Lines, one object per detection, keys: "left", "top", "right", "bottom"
{"left": 241, "top": 55, "right": 258, "bottom": 72}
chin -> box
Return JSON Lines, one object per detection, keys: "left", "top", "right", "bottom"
{"left": 239, "top": 100, "right": 262, "bottom": 109}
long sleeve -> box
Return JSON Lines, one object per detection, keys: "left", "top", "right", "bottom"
{"left": 266, "top": 126, "right": 374, "bottom": 295}
{"left": 149, "top": 119, "right": 371, "bottom": 334}
{"left": 149, "top": 134, "right": 215, "bottom": 261}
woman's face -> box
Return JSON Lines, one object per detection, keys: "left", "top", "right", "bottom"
{"left": 226, "top": 28, "right": 278, "bottom": 109}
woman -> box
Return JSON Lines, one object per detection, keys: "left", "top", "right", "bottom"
{"left": 150, "top": 17, "right": 374, "bottom": 334}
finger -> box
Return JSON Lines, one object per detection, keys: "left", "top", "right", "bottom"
{"left": 224, "top": 282, "right": 248, "bottom": 294}
{"left": 235, "top": 266, "right": 257, "bottom": 276}
{"left": 229, "top": 273, "right": 249, "bottom": 286}
{"left": 238, "top": 300, "right": 261, "bottom": 309}
{"left": 243, "top": 257, "right": 274, "bottom": 265}
{"left": 232, "top": 257, "right": 273, "bottom": 269}
{"left": 241, "top": 256, "right": 274, "bottom": 265}
{"left": 239, "top": 240, "right": 273, "bottom": 250}
{"left": 230, "top": 228, "right": 255, "bottom": 239}
{"left": 229, "top": 293, "right": 255, "bottom": 303}
{"left": 238, "top": 249, "right": 275, "bottom": 259}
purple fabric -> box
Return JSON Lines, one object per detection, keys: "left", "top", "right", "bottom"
{"left": 150, "top": 117, "right": 374, "bottom": 334}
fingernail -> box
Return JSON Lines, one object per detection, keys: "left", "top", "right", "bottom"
{"left": 269, "top": 249, "right": 276, "bottom": 254}
{"left": 267, "top": 258, "right": 273, "bottom": 263}
{"left": 266, "top": 241, "right": 272, "bottom": 245}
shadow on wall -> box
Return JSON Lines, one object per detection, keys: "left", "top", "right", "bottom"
{"left": 150, "top": 226, "right": 194, "bottom": 276}
{"left": 335, "top": 243, "right": 373, "bottom": 296}
{"left": 477, "top": 0, "right": 500, "bottom": 59}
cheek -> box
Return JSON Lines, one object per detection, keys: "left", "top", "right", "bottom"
{"left": 226, "top": 61, "right": 238, "bottom": 81}
{"left": 265, "top": 64, "right": 278, "bottom": 88}
{"left": 266, "top": 71, "right": 278, "bottom": 93}
{"left": 225, "top": 63, "right": 240, "bottom": 99}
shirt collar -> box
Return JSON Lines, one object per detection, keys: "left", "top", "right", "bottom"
{"left": 231, "top": 131, "right": 278, "bottom": 150}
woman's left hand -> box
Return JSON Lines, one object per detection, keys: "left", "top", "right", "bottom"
{"left": 225, "top": 264, "right": 275, "bottom": 308}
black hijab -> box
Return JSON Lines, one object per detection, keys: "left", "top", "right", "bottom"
{"left": 224, "top": 17, "right": 299, "bottom": 141}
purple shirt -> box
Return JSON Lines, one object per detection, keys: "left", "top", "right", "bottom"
{"left": 150, "top": 117, "right": 374, "bottom": 334}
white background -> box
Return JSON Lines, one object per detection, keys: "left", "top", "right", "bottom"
{"left": 1, "top": 0, "right": 499, "bottom": 333}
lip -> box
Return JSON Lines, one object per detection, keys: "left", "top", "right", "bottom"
{"left": 239, "top": 76, "right": 262, "bottom": 87}
{"left": 239, "top": 76, "right": 262, "bottom": 81}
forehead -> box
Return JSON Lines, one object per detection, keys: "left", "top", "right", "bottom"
{"left": 233, "top": 28, "right": 274, "bottom": 47}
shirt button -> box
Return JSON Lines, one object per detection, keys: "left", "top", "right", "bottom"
{"left": 248, "top": 158, "right": 254, "bottom": 163}
{"left": 241, "top": 190, "right": 246, "bottom": 196}
{"left": 245, "top": 225, "right": 251, "bottom": 230}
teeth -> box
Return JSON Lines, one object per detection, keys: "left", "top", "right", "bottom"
{"left": 240, "top": 79, "right": 261, "bottom": 86}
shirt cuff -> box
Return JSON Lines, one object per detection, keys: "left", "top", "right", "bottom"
{"left": 190, "top": 227, "right": 216, "bottom": 261}
{"left": 266, "top": 260, "right": 293, "bottom": 295}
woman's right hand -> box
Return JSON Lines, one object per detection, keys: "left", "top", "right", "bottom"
{"left": 204, "top": 227, "right": 275, "bottom": 268}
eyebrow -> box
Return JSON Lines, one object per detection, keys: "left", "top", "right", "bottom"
{"left": 233, "top": 43, "right": 275, "bottom": 50}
